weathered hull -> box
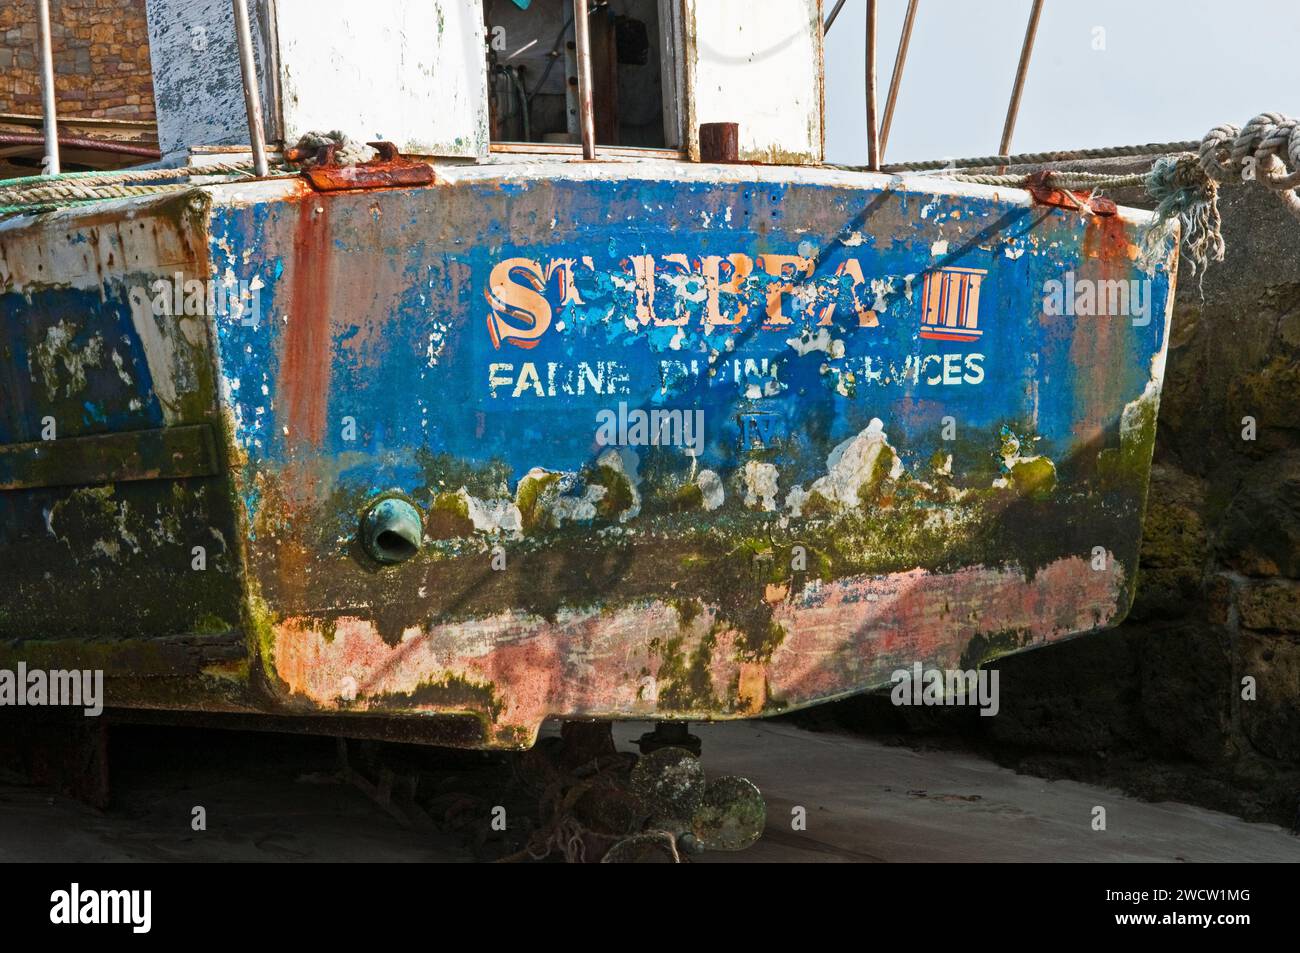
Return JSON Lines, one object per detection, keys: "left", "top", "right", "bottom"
{"left": 0, "top": 161, "right": 1176, "bottom": 747}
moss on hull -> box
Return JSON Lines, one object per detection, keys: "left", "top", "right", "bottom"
{"left": 239, "top": 401, "right": 1158, "bottom": 722}
{"left": 0, "top": 475, "right": 245, "bottom": 646}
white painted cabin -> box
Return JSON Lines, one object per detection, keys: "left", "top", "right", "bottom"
{"left": 145, "top": 0, "right": 825, "bottom": 166}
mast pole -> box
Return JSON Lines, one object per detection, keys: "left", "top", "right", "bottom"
{"left": 999, "top": 0, "right": 1045, "bottom": 158}
{"left": 573, "top": 0, "right": 597, "bottom": 159}
{"left": 865, "top": 0, "right": 880, "bottom": 171}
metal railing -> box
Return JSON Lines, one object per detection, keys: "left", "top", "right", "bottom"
{"left": 825, "top": 0, "right": 1046, "bottom": 167}
{"left": 232, "top": 0, "right": 269, "bottom": 175}
{"left": 28, "top": 0, "right": 269, "bottom": 177}
{"left": 35, "top": 0, "right": 58, "bottom": 174}
{"left": 572, "top": 0, "right": 596, "bottom": 159}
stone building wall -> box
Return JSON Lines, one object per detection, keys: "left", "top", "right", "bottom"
{"left": 0, "top": 0, "right": 155, "bottom": 120}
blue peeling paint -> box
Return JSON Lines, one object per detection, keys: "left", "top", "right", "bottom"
{"left": 207, "top": 174, "right": 1171, "bottom": 512}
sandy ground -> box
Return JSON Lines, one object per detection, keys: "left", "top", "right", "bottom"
{"left": 1, "top": 720, "right": 1296, "bottom": 862}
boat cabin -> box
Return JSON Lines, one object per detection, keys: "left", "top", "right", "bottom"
{"left": 143, "top": 0, "right": 824, "bottom": 165}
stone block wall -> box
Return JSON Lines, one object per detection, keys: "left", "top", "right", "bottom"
{"left": 0, "top": 0, "right": 155, "bottom": 120}
{"left": 807, "top": 162, "right": 1300, "bottom": 828}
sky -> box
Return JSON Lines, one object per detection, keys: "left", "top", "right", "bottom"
{"left": 824, "top": 0, "right": 1300, "bottom": 165}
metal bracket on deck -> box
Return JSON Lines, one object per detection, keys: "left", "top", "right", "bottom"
{"left": 1024, "top": 170, "right": 1117, "bottom": 216}
{"left": 291, "top": 140, "right": 435, "bottom": 192}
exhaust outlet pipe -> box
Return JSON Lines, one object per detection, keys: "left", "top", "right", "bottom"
{"left": 361, "top": 497, "right": 423, "bottom": 564}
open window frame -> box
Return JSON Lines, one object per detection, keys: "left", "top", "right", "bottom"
{"left": 483, "top": 0, "right": 689, "bottom": 160}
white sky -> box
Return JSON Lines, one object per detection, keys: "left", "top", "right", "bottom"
{"left": 824, "top": 0, "right": 1300, "bottom": 165}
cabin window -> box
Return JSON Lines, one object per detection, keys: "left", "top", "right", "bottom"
{"left": 483, "top": 0, "right": 682, "bottom": 150}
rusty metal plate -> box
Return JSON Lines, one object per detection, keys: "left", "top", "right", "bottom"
{"left": 298, "top": 142, "right": 436, "bottom": 192}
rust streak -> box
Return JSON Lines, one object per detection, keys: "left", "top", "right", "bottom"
{"left": 1072, "top": 213, "right": 1132, "bottom": 445}
{"left": 279, "top": 198, "right": 334, "bottom": 448}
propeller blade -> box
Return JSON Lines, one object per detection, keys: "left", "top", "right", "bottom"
{"left": 691, "top": 776, "right": 765, "bottom": 851}
{"left": 629, "top": 746, "right": 705, "bottom": 823}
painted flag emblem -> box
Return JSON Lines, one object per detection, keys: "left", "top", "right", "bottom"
{"left": 920, "top": 266, "right": 987, "bottom": 343}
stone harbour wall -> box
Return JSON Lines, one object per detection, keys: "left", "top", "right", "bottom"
{"left": 807, "top": 162, "right": 1300, "bottom": 829}
{"left": 0, "top": 0, "right": 155, "bottom": 120}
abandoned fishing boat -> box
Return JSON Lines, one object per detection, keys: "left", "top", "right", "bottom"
{"left": 1, "top": 0, "right": 1177, "bottom": 842}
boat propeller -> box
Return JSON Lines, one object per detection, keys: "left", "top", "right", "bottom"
{"left": 601, "top": 746, "right": 766, "bottom": 862}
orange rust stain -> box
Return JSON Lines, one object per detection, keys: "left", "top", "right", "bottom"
{"left": 1071, "top": 214, "right": 1132, "bottom": 447}
{"left": 1080, "top": 213, "right": 1130, "bottom": 263}
{"left": 764, "top": 582, "right": 790, "bottom": 605}
{"left": 737, "top": 663, "right": 767, "bottom": 713}
{"left": 278, "top": 199, "right": 335, "bottom": 447}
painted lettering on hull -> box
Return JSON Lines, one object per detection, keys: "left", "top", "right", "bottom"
{"left": 484, "top": 250, "right": 888, "bottom": 350}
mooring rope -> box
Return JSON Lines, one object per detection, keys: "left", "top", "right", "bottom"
{"left": 1199, "top": 112, "right": 1300, "bottom": 213}
{"left": 285, "top": 130, "right": 375, "bottom": 167}
{"left": 0, "top": 161, "right": 257, "bottom": 193}
{"left": 925, "top": 113, "right": 1300, "bottom": 274}
{"left": 0, "top": 181, "right": 194, "bottom": 205}
{"left": 946, "top": 168, "right": 1155, "bottom": 190}
{"left": 0, "top": 160, "right": 270, "bottom": 217}
{"left": 0, "top": 131, "right": 358, "bottom": 217}
{"left": 881, "top": 139, "right": 1201, "bottom": 173}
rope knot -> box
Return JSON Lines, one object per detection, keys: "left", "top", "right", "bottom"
{"left": 1144, "top": 154, "right": 1223, "bottom": 277}
{"left": 1199, "top": 113, "right": 1300, "bottom": 199}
